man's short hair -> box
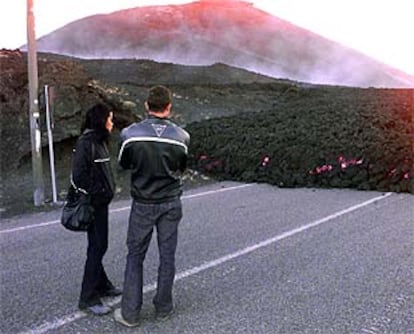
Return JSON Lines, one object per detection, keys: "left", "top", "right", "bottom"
{"left": 147, "top": 85, "right": 172, "bottom": 112}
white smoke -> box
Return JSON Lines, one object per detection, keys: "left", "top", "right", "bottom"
{"left": 33, "top": 3, "right": 414, "bottom": 88}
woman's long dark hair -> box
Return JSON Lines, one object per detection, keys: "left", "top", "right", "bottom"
{"left": 81, "top": 103, "right": 111, "bottom": 143}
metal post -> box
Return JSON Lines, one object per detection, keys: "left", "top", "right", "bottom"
{"left": 27, "top": 0, "right": 45, "bottom": 206}
{"left": 45, "top": 85, "right": 58, "bottom": 203}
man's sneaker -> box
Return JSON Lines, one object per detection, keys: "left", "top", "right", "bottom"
{"left": 155, "top": 308, "right": 175, "bottom": 321}
{"left": 83, "top": 303, "right": 112, "bottom": 316}
{"left": 113, "top": 308, "right": 139, "bottom": 328}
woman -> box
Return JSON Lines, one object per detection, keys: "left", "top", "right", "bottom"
{"left": 71, "top": 103, "right": 121, "bottom": 315}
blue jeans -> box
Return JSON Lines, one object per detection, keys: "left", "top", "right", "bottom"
{"left": 121, "top": 198, "right": 182, "bottom": 322}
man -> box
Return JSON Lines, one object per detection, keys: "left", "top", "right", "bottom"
{"left": 114, "top": 85, "right": 190, "bottom": 327}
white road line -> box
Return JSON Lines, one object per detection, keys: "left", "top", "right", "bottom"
{"left": 20, "top": 192, "right": 392, "bottom": 334}
{"left": 1, "top": 184, "right": 254, "bottom": 234}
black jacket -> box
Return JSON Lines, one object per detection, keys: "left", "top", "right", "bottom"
{"left": 118, "top": 115, "right": 190, "bottom": 203}
{"left": 71, "top": 129, "right": 115, "bottom": 205}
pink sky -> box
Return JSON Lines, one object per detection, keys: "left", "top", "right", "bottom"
{"left": 1, "top": 0, "right": 413, "bottom": 75}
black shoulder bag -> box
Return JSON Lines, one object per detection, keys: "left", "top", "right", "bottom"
{"left": 61, "top": 142, "right": 95, "bottom": 232}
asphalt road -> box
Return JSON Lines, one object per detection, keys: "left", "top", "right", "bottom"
{"left": 1, "top": 182, "right": 413, "bottom": 334}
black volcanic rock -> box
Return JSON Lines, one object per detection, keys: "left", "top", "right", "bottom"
{"left": 0, "top": 48, "right": 412, "bottom": 216}
{"left": 33, "top": 0, "right": 414, "bottom": 88}
{"left": 0, "top": 49, "right": 286, "bottom": 173}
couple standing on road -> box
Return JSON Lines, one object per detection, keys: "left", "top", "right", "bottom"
{"left": 71, "top": 85, "right": 190, "bottom": 327}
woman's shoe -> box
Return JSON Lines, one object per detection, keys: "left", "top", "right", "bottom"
{"left": 87, "top": 303, "right": 112, "bottom": 315}
{"left": 79, "top": 301, "right": 112, "bottom": 316}
{"left": 100, "top": 286, "right": 122, "bottom": 297}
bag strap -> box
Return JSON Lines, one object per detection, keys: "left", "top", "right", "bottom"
{"left": 71, "top": 140, "right": 96, "bottom": 195}
{"left": 70, "top": 177, "right": 88, "bottom": 194}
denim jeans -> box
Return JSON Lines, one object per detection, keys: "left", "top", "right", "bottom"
{"left": 121, "top": 198, "right": 182, "bottom": 322}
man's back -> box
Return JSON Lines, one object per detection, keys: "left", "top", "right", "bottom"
{"left": 118, "top": 116, "right": 190, "bottom": 203}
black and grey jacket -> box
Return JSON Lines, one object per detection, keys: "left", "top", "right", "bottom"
{"left": 71, "top": 129, "right": 115, "bottom": 205}
{"left": 118, "top": 115, "right": 190, "bottom": 203}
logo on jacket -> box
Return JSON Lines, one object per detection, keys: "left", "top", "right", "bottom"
{"left": 151, "top": 124, "right": 167, "bottom": 137}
